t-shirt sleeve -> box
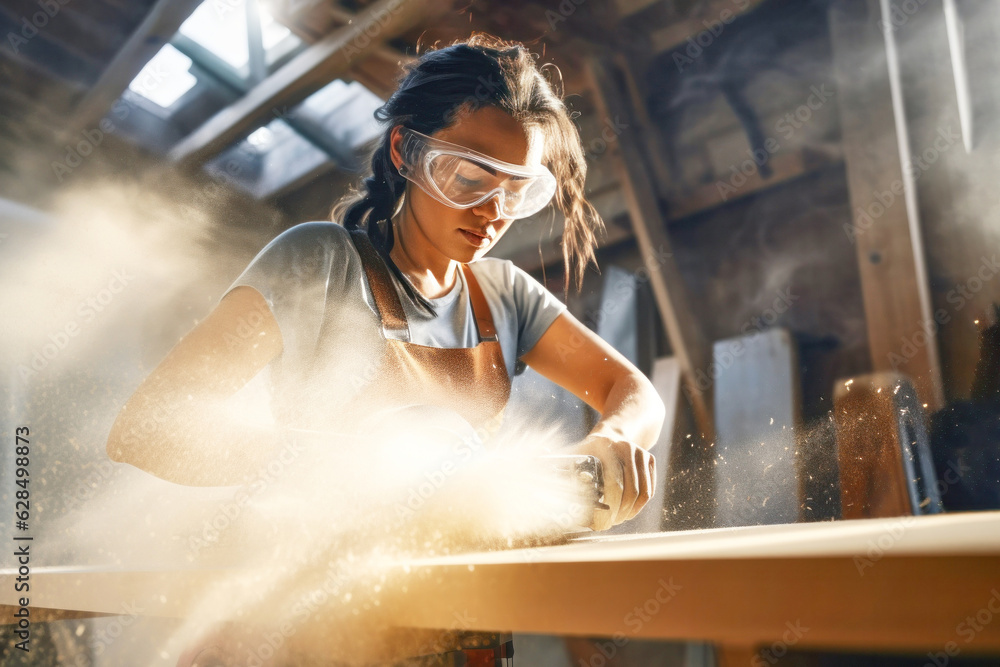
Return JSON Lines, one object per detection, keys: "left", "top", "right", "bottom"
{"left": 222, "top": 222, "right": 342, "bottom": 357}
{"left": 509, "top": 262, "right": 569, "bottom": 360}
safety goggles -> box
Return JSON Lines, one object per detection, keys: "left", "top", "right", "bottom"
{"left": 396, "top": 127, "right": 557, "bottom": 220}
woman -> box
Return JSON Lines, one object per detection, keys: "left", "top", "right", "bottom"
{"left": 106, "top": 35, "right": 664, "bottom": 535}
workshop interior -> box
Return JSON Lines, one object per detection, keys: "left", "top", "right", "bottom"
{"left": 1, "top": 0, "right": 1000, "bottom": 665}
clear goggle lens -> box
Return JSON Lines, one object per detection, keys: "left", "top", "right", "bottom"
{"left": 398, "top": 128, "right": 557, "bottom": 220}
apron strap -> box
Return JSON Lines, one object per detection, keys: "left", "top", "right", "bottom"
{"left": 349, "top": 228, "right": 410, "bottom": 340}
{"left": 461, "top": 264, "right": 499, "bottom": 343}
{"left": 349, "top": 228, "right": 500, "bottom": 344}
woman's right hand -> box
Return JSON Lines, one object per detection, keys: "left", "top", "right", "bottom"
{"left": 567, "top": 433, "right": 656, "bottom": 531}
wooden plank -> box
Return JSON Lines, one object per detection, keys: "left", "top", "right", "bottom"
{"left": 713, "top": 328, "right": 802, "bottom": 528}
{"left": 667, "top": 149, "right": 841, "bottom": 220}
{"left": 585, "top": 57, "right": 714, "bottom": 440}
{"left": 0, "top": 85, "right": 66, "bottom": 131}
{"left": 386, "top": 516, "right": 1000, "bottom": 654}
{"left": 168, "top": 0, "right": 437, "bottom": 166}
{"left": 60, "top": 0, "right": 204, "bottom": 139}
{"left": 829, "top": 0, "right": 944, "bottom": 410}
{"left": 834, "top": 372, "right": 943, "bottom": 518}
{"left": 3, "top": 514, "right": 1000, "bottom": 655}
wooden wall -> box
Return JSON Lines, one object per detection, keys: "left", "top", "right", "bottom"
{"left": 894, "top": 0, "right": 1000, "bottom": 401}
{"left": 509, "top": 0, "right": 1000, "bottom": 420}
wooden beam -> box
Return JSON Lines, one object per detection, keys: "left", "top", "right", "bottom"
{"left": 268, "top": 0, "right": 338, "bottom": 41}
{"left": 347, "top": 46, "right": 413, "bottom": 100}
{"left": 246, "top": 0, "right": 269, "bottom": 85}
{"left": 648, "top": 0, "right": 767, "bottom": 54}
{"left": 585, "top": 57, "right": 714, "bottom": 440}
{"left": 269, "top": 0, "right": 412, "bottom": 99}
{"left": 942, "top": 0, "right": 974, "bottom": 152}
{"left": 829, "top": 0, "right": 944, "bottom": 410}
{"left": 612, "top": 52, "right": 674, "bottom": 200}
{"left": 60, "top": 0, "right": 204, "bottom": 140}
{"left": 169, "top": 0, "right": 437, "bottom": 166}
{"left": 666, "top": 148, "right": 842, "bottom": 219}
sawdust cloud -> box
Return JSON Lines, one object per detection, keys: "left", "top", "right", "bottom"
{"left": 42, "top": 405, "right": 593, "bottom": 665}
{"left": 0, "top": 179, "right": 596, "bottom": 665}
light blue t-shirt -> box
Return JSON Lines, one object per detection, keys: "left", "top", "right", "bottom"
{"left": 223, "top": 221, "right": 567, "bottom": 430}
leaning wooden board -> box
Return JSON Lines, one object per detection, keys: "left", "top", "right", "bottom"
{"left": 3, "top": 512, "right": 1000, "bottom": 660}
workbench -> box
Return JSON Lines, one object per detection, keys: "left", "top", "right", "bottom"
{"left": 3, "top": 511, "right": 999, "bottom": 665}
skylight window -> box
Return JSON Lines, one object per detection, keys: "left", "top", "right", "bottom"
{"left": 260, "top": 9, "right": 292, "bottom": 50}
{"left": 127, "top": 44, "right": 197, "bottom": 108}
{"left": 247, "top": 125, "right": 274, "bottom": 148}
{"left": 204, "top": 119, "right": 330, "bottom": 199}
{"left": 298, "top": 80, "right": 384, "bottom": 151}
{"left": 179, "top": 0, "right": 250, "bottom": 70}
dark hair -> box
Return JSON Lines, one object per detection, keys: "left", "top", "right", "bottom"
{"left": 331, "top": 33, "right": 603, "bottom": 308}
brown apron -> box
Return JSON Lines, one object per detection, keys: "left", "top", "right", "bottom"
{"left": 346, "top": 229, "right": 511, "bottom": 436}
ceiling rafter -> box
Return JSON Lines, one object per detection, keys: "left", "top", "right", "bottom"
{"left": 167, "top": 0, "right": 440, "bottom": 167}
{"left": 55, "top": 0, "right": 204, "bottom": 146}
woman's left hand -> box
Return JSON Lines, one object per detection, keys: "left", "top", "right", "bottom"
{"left": 567, "top": 434, "right": 656, "bottom": 531}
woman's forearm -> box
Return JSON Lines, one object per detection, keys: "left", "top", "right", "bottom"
{"left": 106, "top": 286, "right": 287, "bottom": 486}
{"left": 587, "top": 371, "right": 666, "bottom": 450}
{"left": 106, "top": 396, "right": 286, "bottom": 486}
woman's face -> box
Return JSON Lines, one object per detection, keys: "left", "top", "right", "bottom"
{"left": 390, "top": 106, "right": 547, "bottom": 264}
